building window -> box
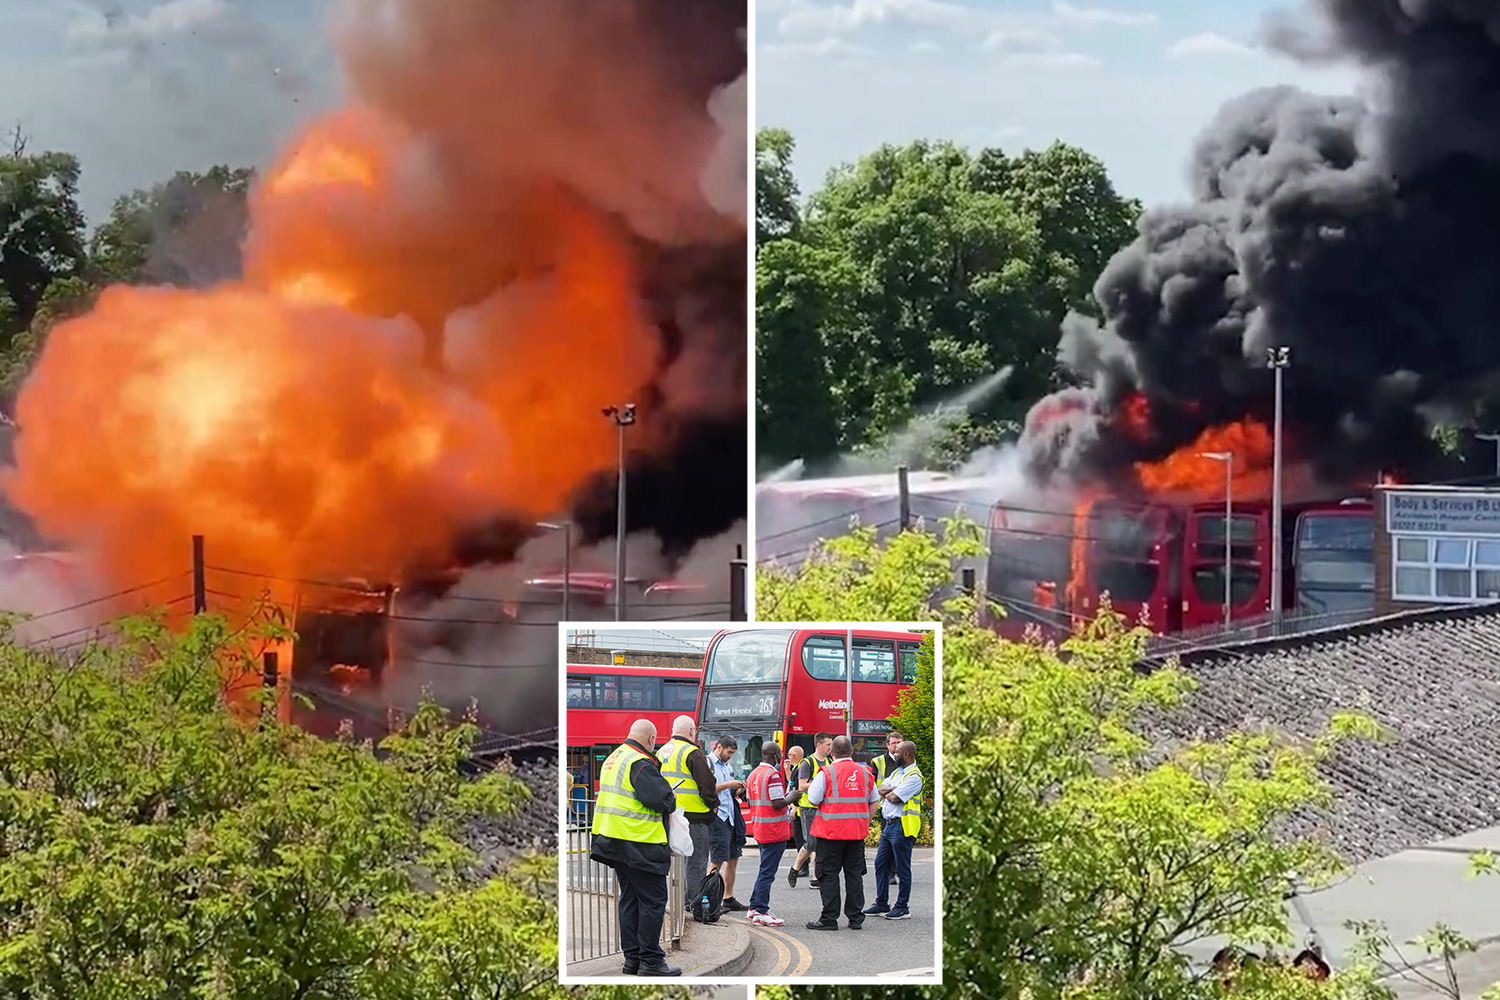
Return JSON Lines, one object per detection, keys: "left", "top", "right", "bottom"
{"left": 1391, "top": 535, "right": 1500, "bottom": 603}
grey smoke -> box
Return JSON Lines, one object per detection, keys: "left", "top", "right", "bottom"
{"left": 386, "top": 519, "right": 744, "bottom": 730}
{"left": 1023, "top": 0, "right": 1500, "bottom": 490}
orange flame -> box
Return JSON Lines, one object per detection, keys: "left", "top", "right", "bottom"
{"left": 1065, "top": 493, "right": 1097, "bottom": 615}
{"left": 4, "top": 109, "right": 661, "bottom": 607}
{"left": 1135, "top": 418, "right": 1274, "bottom": 500}
{"left": 1118, "top": 393, "right": 1152, "bottom": 440}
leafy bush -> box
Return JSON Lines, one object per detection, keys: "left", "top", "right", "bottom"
{"left": 0, "top": 610, "right": 691, "bottom": 1000}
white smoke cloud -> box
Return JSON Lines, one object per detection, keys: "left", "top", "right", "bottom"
{"left": 701, "top": 70, "right": 747, "bottom": 225}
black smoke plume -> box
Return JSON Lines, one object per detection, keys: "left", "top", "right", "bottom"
{"left": 1023, "top": 0, "right": 1500, "bottom": 494}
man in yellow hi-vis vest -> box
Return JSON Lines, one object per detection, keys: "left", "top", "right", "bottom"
{"left": 863, "top": 740, "right": 924, "bottom": 921}
{"left": 658, "top": 715, "right": 731, "bottom": 915}
{"left": 589, "top": 719, "right": 681, "bottom": 977}
{"left": 868, "top": 730, "right": 903, "bottom": 886}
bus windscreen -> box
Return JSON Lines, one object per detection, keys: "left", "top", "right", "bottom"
{"left": 704, "top": 629, "right": 794, "bottom": 684}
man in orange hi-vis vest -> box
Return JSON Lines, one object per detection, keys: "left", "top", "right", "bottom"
{"left": 804, "top": 734, "right": 880, "bottom": 930}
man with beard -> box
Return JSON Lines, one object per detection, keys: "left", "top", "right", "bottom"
{"left": 743, "top": 742, "right": 794, "bottom": 926}
{"left": 864, "top": 740, "right": 923, "bottom": 920}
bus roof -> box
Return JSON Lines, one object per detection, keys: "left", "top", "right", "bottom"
{"left": 707, "top": 626, "right": 927, "bottom": 644}
{"left": 756, "top": 472, "right": 954, "bottom": 498}
{"left": 565, "top": 663, "right": 702, "bottom": 677}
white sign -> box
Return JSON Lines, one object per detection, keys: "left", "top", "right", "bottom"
{"left": 818, "top": 698, "right": 848, "bottom": 710}
{"left": 1387, "top": 490, "right": 1500, "bottom": 535}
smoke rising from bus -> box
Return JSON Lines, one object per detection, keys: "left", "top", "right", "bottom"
{"left": 1021, "top": 0, "right": 1500, "bottom": 498}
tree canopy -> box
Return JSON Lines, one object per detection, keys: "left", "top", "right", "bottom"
{"left": 0, "top": 610, "right": 690, "bottom": 1000}
{"left": 754, "top": 130, "right": 1141, "bottom": 471}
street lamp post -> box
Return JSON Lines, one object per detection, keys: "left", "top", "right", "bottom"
{"left": 1478, "top": 433, "right": 1500, "bottom": 477}
{"left": 603, "top": 404, "right": 637, "bottom": 622}
{"left": 537, "top": 520, "right": 572, "bottom": 621}
{"left": 1198, "top": 450, "right": 1234, "bottom": 628}
{"left": 1268, "top": 347, "right": 1291, "bottom": 624}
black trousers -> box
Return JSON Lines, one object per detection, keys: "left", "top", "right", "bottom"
{"left": 815, "top": 837, "right": 866, "bottom": 926}
{"left": 616, "top": 865, "right": 668, "bottom": 965}
{"left": 790, "top": 811, "right": 805, "bottom": 852}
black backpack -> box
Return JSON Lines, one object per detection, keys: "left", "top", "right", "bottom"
{"left": 693, "top": 870, "right": 725, "bottom": 923}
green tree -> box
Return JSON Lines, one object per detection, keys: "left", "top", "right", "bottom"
{"left": 0, "top": 274, "right": 99, "bottom": 402}
{"left": 0, "top": 135, "right": 87, "bottom": 346}
{"left": 753, "top": 134, "right": 1141, "bottom": 468}
{"left": 755, "top": 516, "right": 984, "bottom": 622}
{"left": 90, "top": 165, "right": 256, "bottom": 287}
{"left": 0, "top": 611, "right": 689, "bottom": 1000}
{"left": 756, "top": 127, "right": 801, "bottom": 246}
{"left": 755, "top": 239, "right": 856, "bottom": 465}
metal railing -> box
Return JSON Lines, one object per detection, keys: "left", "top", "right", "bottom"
{"left": 565, "top": 797, "right": 685, "bottom": 964}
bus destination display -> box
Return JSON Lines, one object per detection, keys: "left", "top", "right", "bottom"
{"left": 703, "top": 687, "right": 780, "bottom": 719}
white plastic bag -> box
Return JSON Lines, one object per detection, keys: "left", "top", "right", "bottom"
{"left": 668, "top": 808, "right": 694, "bottom": 857}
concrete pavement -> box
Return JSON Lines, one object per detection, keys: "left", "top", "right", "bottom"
{"left": 732, "top": 845, "right": 938, "bottom": 979}
{"left": 1182, "top": 825, "right": 1500, "bottom": 997}
{"left": 565, "top": 913, "right": 753, "bottom": 980}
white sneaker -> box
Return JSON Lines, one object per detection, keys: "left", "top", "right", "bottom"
{"left": 744, "top": 909, "right": 762, "bottom": 920}
{"left": 752, "top": 911, "right": 785, "bottom": 926}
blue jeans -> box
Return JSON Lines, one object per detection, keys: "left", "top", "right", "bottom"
{"left": 873, "top": 819, "right": 914, "bottom": 908}
{"left": 749, "top": 838, "right": 788, "bottom": 912}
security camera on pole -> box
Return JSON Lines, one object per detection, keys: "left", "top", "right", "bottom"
{"left": 602, "top": 404, "right": 636, "bottom": 622}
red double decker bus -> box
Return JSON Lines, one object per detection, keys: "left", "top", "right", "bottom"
{"left": 984, "top": 495, "right": 1375, "bottom": 637}
{"left": 693, "top": 627, "right": 926, "bottom": 783}
{"left": 564, "top": 663, "right": 703, "bottom": 821}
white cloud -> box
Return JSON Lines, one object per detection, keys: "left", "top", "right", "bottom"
{"left": 1050, "top": 1, "right": 1157, "bottom": 27}
{"left": 980, "top": 27, "right": 1059, "bottom": 52}
{"left": 999, "top": 50, "right": 1101, "bottom": 71}
{"left": 761, "top": 37, "right": 872, "bottom": 59}
{"left": 776, "top": 0, "right": 987, "bottom": 37}
{"left": 1167, "top": 32, "right": 1254, "bottom": 58}
{"left": 772, "top": 0, "right": 1158, "bottom": 41}
{"left": 910, "top": 39, "right": 942, "bottom": 53}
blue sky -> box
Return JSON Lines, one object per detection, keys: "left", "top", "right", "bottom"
{"left": 755, "top": 0, "right": 1363, "bottom": 207}
{"left": 0, "top": 0, "right": 335, "bottom": 219}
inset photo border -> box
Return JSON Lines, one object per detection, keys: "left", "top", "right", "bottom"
{"left": 556, "top": 622, "right": 942, "bottom": 986}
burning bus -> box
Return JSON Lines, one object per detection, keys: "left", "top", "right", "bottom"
{"left": 983, "top": 494, "right": 1375, "bottom": 639}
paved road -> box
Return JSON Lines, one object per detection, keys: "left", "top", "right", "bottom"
{"left": 730, "top": 845, "right": 937, "bottom": 978}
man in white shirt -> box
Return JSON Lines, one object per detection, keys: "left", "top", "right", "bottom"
{"left": 863, "top": 740, "right": 923, "bottom": 920}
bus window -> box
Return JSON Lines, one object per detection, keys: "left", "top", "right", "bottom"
{"left": 662, "top": 678, "right": 699, "bottom": 712}
{"left": 706, "top": 629, "right": 794, "bottom": 684}
{"left": 621, "top": 676, "right": 659, "bottom": 710}
{"left": 898, "top": 642, "right": 920, "bottom": 684}
{"left": 740, "top": 735, "right": 764, "bottom": 776}
{"left": 566, "top": 676, "right": 593, "bottom": 708}
{"left": 802, "top": 636, "right": 846, "bottom": 680}
{"left": 595, "top": 676, "right": 620, "bottom": 709}
{"left": 854, "top": 638, "right": 895, "bottom": 682}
